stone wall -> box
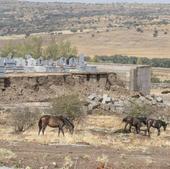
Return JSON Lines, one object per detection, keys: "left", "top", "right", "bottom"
{"left": 0, "top": 72, "right": 128, "bottom": 104}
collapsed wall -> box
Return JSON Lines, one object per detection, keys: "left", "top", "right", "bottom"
{"left": 90, "top": 63, "right": 151, "bottom": 95}
{"left": 0, "top": 72, "right": 129, "bottom": 104}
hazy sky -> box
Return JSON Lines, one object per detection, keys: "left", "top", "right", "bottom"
{"left": 23, "top": 0, "right": 170, "bottom": 3}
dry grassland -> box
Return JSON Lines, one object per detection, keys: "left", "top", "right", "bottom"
{"left": 0, "top": 26, "right": 170, "bottom": 58}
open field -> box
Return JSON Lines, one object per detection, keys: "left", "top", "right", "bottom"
{"left": 152, "top": 67, "right": 170, "bottom": 81}
{"left": 0, "top": 114, "right": 170, "bottom": 169}
{"left": 0, "top": 27, "right": 170, "bottom": 58}
{"left": 0, "top": 1, "right": 170, "bottom": 58}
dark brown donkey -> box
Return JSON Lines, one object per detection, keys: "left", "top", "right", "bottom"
{"left": 122, "top": 116, "right": 145, "bottom": 134}
{"left": 38, "top": 115, "right": 74, "bottom": 136}
{"left": 146, "top": 119, "right": 168, "bottom": 136}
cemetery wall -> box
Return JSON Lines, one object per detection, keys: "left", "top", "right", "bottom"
{"left": 0, "top": 72, "right": 128, "bottom": 103}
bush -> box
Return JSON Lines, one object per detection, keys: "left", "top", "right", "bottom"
{"left": 125, "top": 100, "right": 155, "bottom": 117}
{"left": 50, "top": 94, "right": 84, "bottom": 120}
{"left": 151, "top": 76, "right": 161, "bottom": 83}
{"left": 11, "top": 107, "right": 40, "bottom": 133}
{"left": 70, "top": 28, "right": 78, "bottom": 33}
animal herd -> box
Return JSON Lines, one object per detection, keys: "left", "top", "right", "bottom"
{"left": 122, "top": 115, "right": 168, "bottom": 136}
{"left": 38, "top": 114, "right": 168, "bottom": 137}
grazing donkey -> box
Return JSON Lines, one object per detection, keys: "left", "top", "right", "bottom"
{"left": 122, "top": 116, "right": 143, "bottom": 134}
{"left": 146, "top": 119, "right": 168, "bottom": 136}
{"left": 38, "top": 115, "right": 74, "bottom": 136}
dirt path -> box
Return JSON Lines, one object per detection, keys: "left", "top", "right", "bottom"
{"left": 1, "top": 141, "right": 170, "bottom": 169}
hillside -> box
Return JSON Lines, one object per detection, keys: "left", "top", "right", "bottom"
{"left": 0, "top": 0, "right": 170, "bottom": 58}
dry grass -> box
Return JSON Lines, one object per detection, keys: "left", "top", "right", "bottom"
{"left": 0, "top": 148, "right": 16, "bottom": 161}
{"left": 152, "top": 68, "right": 170, "bottom": 81}
{"left": 0, "top": 26, "right": 170, "bottom": 58}
{"left": 0, "top": 115, "right": 170, "bottom": 152}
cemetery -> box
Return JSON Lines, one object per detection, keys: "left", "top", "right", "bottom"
{"left": 0, "top": 54, "right": 151, "bottom": 96}
{"left": 0, "top": 54, "right": 96, "bottom": 76}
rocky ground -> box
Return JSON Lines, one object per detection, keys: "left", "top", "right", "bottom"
{"left": 85, "top": 93, "right": 170, "bottom": 121}
{"left": 1, "top": 139, "right": 170, "bottom": 169}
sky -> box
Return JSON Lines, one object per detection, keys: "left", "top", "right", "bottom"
{"left": 23, "top": 0, "right": 170, "bottom": 3}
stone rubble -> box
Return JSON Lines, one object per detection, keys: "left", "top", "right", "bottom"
{"left": 85, "top": 93, "right": 165, "bottom": 113}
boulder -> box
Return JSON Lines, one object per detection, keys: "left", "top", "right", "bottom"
{"left": 102, "top": 94, "right": 112, "bottom": 104}
{"left": 145, "top": 95, "right": 153, "bottom": 101}
{"left": 151, "top": 100, "right": 157, "bottom": 105}
{"left": 139, "top": 96, "right": 146, "bottom": 102}
{"left": 95, "top": 95, "right": 103, "bottom": 102}
{"left": 88, "top": 93, "right": 97, "bottom": 101}
{"left": 114, "top": 100, "right": 124, "bottom": 107}
{"left": 88, "top": 101, "right": 100, "bottom": 111}
{"left": 101, "top": 104, "right": 110, "bottom": 111}
{"left": 156, "top": 96, "right": 163, "bottom": 103}
{"left": 110, "top": 103, "right": 116, "bottom": 112}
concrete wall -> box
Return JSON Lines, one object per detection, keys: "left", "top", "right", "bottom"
{"left": 90, "top": 63, "right": 151, "bottom": 95}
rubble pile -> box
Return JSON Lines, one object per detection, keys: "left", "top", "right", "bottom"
{"left": 85, "top": 93, "right": 165, "bottom": 114}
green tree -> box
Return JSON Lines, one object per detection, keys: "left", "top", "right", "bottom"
{"left": 0, "top": 41, "right": 16, "bottom": 57}
{"left": 137, "top": 57, "right": 143, "bottom": 65}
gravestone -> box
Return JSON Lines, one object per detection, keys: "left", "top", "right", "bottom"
{"left": 4, "top": 58, "right": 16, "bottom": 67}
{"left": 69, "top": 57, "right": 76, "bottom": 67}
{"left": 48, "top": 59, "right": 54, "bottom": 66}
{"left": 4, "top": 57, "right": 16, "bottom": 73}
{"left": 26, "top": 57, "right": 36, "bottom": 67}
{"left": 0, "top": 58, "right": 5, "bottom": 76}
{"left": 36, "top": 57, "right": 43, "bottom": 66}
{"left": 15, "top": 58, "right": 26, "bottom": 67}
{"left": 58, "top": 57, "right": 66, "bottom": 66}
{"left": 79, "top": 54, "right": 85, "bottom": 67}
{"left": 0, "top": 58, "right": 4, "bottom": 66}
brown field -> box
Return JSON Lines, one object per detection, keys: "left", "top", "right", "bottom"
{"left": 0, "top": 26, "right": 170, "bottom": 58}
{"left": 152, "top": 67, "right": 170, "bottom": 81}
{"left": 0, "top": 114, "right": 170, "bottom": 169}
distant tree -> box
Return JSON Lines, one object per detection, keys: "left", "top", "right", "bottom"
{"left": 45, "top": 36, "right": 59, "bottom": 59}
{"left": 45, "top": 38, "right": 77, "bottom": 59}
{"left": 137, "top": 57, "right": 143, "bottom": 65}
{"left": 0, "top": 41, "right": 15, "bottom": 57}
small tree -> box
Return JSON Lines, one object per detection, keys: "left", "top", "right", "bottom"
{"left": 125, "top": 100, "right": 156, "bottom": 117}
{"left": 11, "top": 107, "right": 40, "bottom": 133}
{"left": 50, "top": 94, "right": 84, "bottom": 120}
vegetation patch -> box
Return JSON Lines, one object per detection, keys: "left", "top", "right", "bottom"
{"left": 0, "top": 148, "right": 16, "bottom": 160}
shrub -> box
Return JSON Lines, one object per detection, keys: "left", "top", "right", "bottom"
{"left": 151, "top": 76, "right": 161, "bottom": 83}
{"left": 50, "top": 94, "right": 84, "bottom": 120}
{"left": 11, "top": 107, "right": 40, "bottom": 133}
{"left": 125, "top": 100, "right": 155, "bottom": 117}
{"left": 70, "top": 28, "right": 78, "bottom": 33}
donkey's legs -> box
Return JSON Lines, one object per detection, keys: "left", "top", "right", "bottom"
{"left": 147, "top": 126, "right": 151, "bottom": 137}
{"left": 129, "top": 124, "right": 132, "bottom": 132}
{"left": 157, "top": 128, "right": 161, "bottom": 136}
{"left": 124, "top": 123, "right": 128, "bottom": 131}
{"left": 60, "top": 127, "right": 65, "bottom": 136}
{"left": 42, "top": 125, "right": 47, "bottom": 135}
{"left": 58, "top": 127, "right": 61, "bottom": 136}
{"left": 38, "top": 125, "right": 42, "bottom": 135}
{"left": 136, "top": 125, "right": 140, "bottom": 134}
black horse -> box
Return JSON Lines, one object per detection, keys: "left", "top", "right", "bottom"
{"left": 146, "top": 119, "right": 168, "bottom": 136}
{"left": 38, "top": 115, "right": 74, "bottom": 136}
{"left": 122, "top": 116, "right": 143, "bottom": 134}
